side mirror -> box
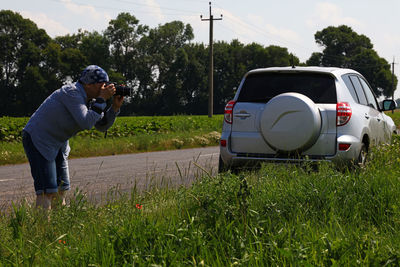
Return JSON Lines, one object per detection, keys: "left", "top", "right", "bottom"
{"left": 382, "top": 100, "right": 397, "bottom": 111}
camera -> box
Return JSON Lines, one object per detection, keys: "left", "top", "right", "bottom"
{"left": 106, "top": 82, "right": 133, "bottom": 96}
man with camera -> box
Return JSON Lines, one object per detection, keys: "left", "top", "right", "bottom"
{"left": 22, "top": 65, "right": 124, "bottom": 210}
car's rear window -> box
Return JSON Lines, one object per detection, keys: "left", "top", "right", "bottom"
{"left": 237, "top": 72, "right": 337, "bottom": 104}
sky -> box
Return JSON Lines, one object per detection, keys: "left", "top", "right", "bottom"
{"left": 3, "top": 0, "right": 400, "bottom": 98}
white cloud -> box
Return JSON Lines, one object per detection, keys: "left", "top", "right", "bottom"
{"left": 383, "top": 33, "right": 400, "bottom": 47}
{"left": 144, "top": 0, "right": 164, "bottom": 21}
{"left": 263, "top": 24, "right": 301, "bottom": 44}
{"left": 306, "top": 2, "right": 362, "bottom": 29}
{"left": 60, "top": 0, "right": 103, "bottom": 20}
{"left": 210, "top": 8, "right": 301, "bottom": 47}
{"left": 57, "top": 0, "right": 114, "bottom": 33}
{"left": 181, "top": 14, "right": 208, "bottom": 42}
{"left": 246, "top": 14, "right": 300, "bottom": 44}
{"left": 20, "top": 11, "right": 70, "bottom": 37}
{"left": 218, "top": 8, "right": 253, "bottom": 41}
{"left": 375, "top": 33, "right": 400, "bottom": 61}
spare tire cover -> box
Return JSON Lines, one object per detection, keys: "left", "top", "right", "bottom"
{"left": 260, "top": 92, "right": 321, "bottom": 152}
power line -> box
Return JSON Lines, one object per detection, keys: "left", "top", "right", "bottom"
{"left": 211, "top": 3, "right": 398, "bottom": 69}
{"left": 213, "top": 3, "right": 312, "bottom": 54}
{"left": 46, "top": 0, "right": 200, "bottom": 16}
{"left": 111, "top": 0, "right": 200, "bottom": 14}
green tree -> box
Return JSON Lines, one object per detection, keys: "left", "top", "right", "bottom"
{"left": 55, "top": 30, "right": 111, "bottom": 80}
{"left": 0, "top": 10, "right": 62, "bottom": 116}
{"left": 0, "top": 10, "right": 314, "bottom": 116}
{"left": 213, "top": 40, "right": 246, "bottom": 113}
{"left": 314, "top": 25, "right": 373, "bottom": 67}
{"left": 306, "top": 52, "right": 323, "bottom": 66}
{"left": 59, "top": 48, "right": 87, "bottom": 81}
{"left": 104, "top": 13, "right": 148, "bottom": 80}
{"left": 152, "top": 21, "right": 194, "bottom": 114}
{"left": 309, "top": 25, "right": 396, "bottom": 97}
{"left": 349, "top": 49, "right": 395, "bottom": 97}
{"left": 79, "top": 30, "right": 111, "bottom": 70}
{"left": 129, "top": 21, "right": 194, "bottom": 115}
{"left": 180, "top": 43, "right": 208, "bottom": 114}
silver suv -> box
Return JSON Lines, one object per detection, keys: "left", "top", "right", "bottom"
{"left": 219, "top": 66, "right": 397, "bottom": 171}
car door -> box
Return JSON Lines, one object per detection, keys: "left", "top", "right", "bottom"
{"left": 349, "top": 75, "right": 381, "bottom": 145}
{"left": 358, "top": 77, "right": 387, "bottom": 143}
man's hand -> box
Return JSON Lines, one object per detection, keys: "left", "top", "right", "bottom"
{"left": 98, "top": 83, "right": 116, "bottom": 100}
{"left": 112, "top": 95, "right": 124, "bottom": 112}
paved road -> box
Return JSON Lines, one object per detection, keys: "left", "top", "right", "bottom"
{"left": 0, "top": 146, "right": 219, "bottom": 210}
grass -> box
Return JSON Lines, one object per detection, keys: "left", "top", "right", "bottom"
{"left": 0, "top": 115, "right": 223, "bottom": 165}
{"left": 1, "top": 136, "right": 400, "bottom": 265}
{"left": 69, "top": 130, "right": 221, "bottom": 158}
{"left": 386, "top": 109, "right": 400, "bottom": 130}
{"left": 1, "top": 112, "right": 400, "bottom": 265}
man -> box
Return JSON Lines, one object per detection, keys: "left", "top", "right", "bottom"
{"left": 22, "top": 65, "right": 124, "bottom": 209}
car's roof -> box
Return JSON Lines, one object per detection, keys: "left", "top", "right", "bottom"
{"left": 247, "top": 66, "right": 361, "bottom": 77}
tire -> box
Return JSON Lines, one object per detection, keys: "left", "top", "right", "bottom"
{"left": 218, "top": 155, "right": 240, "bottom": 174}
{"left": 357, "top": 143, "right": 368, "bottom": 168}
{"left": 259, "top": 93, "right": 322, "bottom": 152}
{"left": 218, "top": 155, "right": 228, "bottom": 173}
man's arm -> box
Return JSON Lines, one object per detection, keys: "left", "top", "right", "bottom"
{"left": 95, "top": 95, "right": 124, "bottom": 132}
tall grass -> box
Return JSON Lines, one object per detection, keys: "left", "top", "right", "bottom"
{"left": 1, "top": 136, "right": 400, "bottom": 265}
{"left": 386, "top": 109, "right": 400, "bottom": 130}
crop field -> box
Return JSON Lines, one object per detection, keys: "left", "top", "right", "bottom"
{"left": 0, "top": 115, "right": 224, "bottom": 165}
{"left": 1, "top": 113, "right": 400, "bottom": 265}
{"left": 0, "top": 115, "right": 224, "bottom": 142}
{"left": 385, "top": 109, "right": 400, "bottom": 127}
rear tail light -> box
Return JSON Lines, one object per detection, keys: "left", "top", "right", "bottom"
{"left": 220, "top": 139, "right": 227, "bottom": 147}
{"left": 224, "top": 100, "right": 236, "bottom": 124}
{"left": 338, "top": 143, "right": 351, "bottom": 151}
{"left": 336, "top": 102, "right": 352, "bottom": 126}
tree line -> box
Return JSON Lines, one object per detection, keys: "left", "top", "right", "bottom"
{"left": 0, "top": 10, "right": 397, "bottom": 116}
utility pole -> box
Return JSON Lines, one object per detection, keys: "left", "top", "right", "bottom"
{"left": 392, "top": 57, "right": 395, "bottom": 100}
{"left": 392, "top": 57, "right": 396, "bottom": 113}
{"left": 201, "top": 2, "right": 222, "bottom": 118}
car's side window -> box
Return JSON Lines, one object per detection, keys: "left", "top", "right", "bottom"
{"left": 342, "top": 74, "right": 359, "bottom": 102}
{"left": 349, "top": 76, "right": 368, "bottom": 106}
{"left": 359, "top": 77, "right": 378, "bottom": 110}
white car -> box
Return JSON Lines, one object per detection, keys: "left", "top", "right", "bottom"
{"left": 219, "top": 66, "right": 396, "bottom": 171}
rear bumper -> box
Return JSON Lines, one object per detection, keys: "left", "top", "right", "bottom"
{"left": 220, "top": 133, "right": 362, "bottom": 167}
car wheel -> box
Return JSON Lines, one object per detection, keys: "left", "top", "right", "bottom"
{"left": 218, "top": 155, "right": 227, "bottom": 173}
{"left": 218, "top": 155, "right": 241, "bottom": 174}
{"left": 357, "top": 143, "right": 368, "bottom": 167}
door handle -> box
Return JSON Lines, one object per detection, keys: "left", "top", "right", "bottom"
{"left": 234, "top": 113, "right": 251, "bottom": 118}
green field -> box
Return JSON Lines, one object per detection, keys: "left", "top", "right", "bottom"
{"left": 1, "top": 114, "right": 400, "bottom": 265}
{"left": 386, "top": 110, "right": 400, "bottom": 130}
{"left": 0, "top": 115, "right": 223, "bottom": 165}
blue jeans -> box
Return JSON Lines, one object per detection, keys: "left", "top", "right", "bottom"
{"left": 22, "top": 131, "right": 70, "bottom": 195}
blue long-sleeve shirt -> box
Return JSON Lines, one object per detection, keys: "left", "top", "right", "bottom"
{"left": 24, "top": 82, "right": 118, "bottom": 161}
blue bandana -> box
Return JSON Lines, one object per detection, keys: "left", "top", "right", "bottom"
{"left": 79, "top": 65, "right": 109, "bottom": 84}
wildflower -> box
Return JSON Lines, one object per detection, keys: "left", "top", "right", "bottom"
{"left": 58, "top": 240, "right": 66, "bottom": 245}
{"left": 136, "top": 204, "right": 143, "bottom": 209}
{"left": 172, "top": 138, "right": 184, "bottom": 148}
